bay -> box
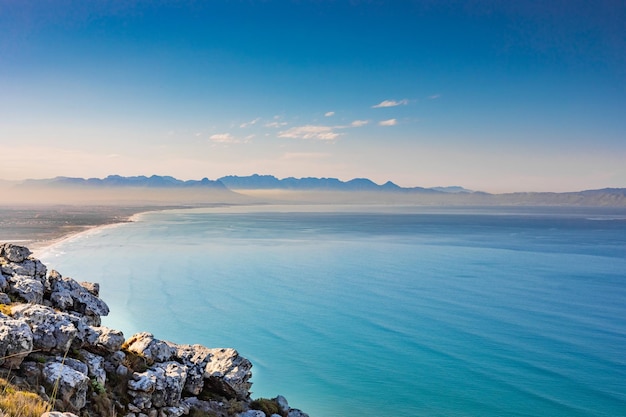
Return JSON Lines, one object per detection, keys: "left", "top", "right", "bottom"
{"left": 40, "top": 205, "right": 626, "bottom": 416}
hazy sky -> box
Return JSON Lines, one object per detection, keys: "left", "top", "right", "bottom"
{"left": 1, "top": 1, "right": 625, "bottom": 192}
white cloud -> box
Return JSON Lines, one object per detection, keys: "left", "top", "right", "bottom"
{"left": 428, "top": 94, "right": 441, "bottom": 100}
{"left": 265, "top": 121, "right": 288, "bottom": 128}
{"left": 209, "top": 133, "right": 238, "bottom": 143}
{"left": 325, "top": 111, "right": 335, "bottom": 117}
{"left": 372, "top": 99, "right": 409, "bottom": 108}
{"left": 278, "top": 125, "right": 341, "bottom": 141}
{"left": 351, "top": 120, "right": 369, "bottom": 127}
{"left": 379, "top": 119, "right": 397, "bottom": 126}
{"left": 240, "top": 117, "right": 261, "bottom": 128}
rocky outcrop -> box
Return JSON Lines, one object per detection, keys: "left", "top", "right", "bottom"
{"left": 0, "top": 243, "right": 309, "bottom": 417}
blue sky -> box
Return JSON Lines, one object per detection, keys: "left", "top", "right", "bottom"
{"left": 1, "top": 0, "right": 625, "bottom": 192}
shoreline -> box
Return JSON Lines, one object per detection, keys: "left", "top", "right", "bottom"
{"left": 0, "top": 205, "right": 169, "bottom": 256}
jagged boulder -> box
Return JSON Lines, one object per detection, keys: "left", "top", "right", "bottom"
{"left": 168, "top": 343, "right": 213, "bottom": 395}
{"left": 43, "top": 360, "right": 90, "bottom": 412}
{"left": 7, "top": 275, "right": 45, "bottom": 303}
{"left": 0, "top": 243, "right": 32, "bottom": 263}
{"left": 1, "top": 258, "right": 47, "bottom": 280}
{"left": 0, "top": 313, "right": 34, "bottom": 369}
{"left": 11, "top": 304, "right": 78, "bottom": 353}
{"left": 128, "top": 361, "right": 188, "bottom": 410}
{"left": 287, "top": 409, "right": 310, "bottom": 417}
{"left": 93, "top": 326, "right": 125, "bottom": 353}
{"left": 124, "top": 332, "right": 174, "bottom": 363}
{"left": 204, "top": 348, "right": 253, "bottom": 400}
{"left": 47, "top": 270, "right": 109, "bottom": 326}
{"left": 239, "top": 411, "right": 266, "bottom": 417}
{"left": 79, "top": 349, "right": 106, "bottom": 385}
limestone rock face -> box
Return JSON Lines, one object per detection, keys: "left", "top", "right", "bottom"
{"left": 47, "top": 270, "right": 109, "bottom": 326}
{"left": 0, "top": 314, "right": 33, "bottom": 368}
{"left": 8, "top": 275, "right": 45, "bottom": 303}
{"left": 240, "top": 411, "right": 266, "bottom": 417}
{"left": 128, "top": 361, "right": 188, "bottom": 409}
{"left": 125, "top": 332, "right": 174, "bottom": 363}
{"left": 11, "top": 304, "right": 78, "bottom": 353}
{"left": 287, "top": 409, "right": 310, "bottom": 417}
{"left": 79, "top": 349, "right": 106, "bottom": 385}
{"left": 43, "top": 360, "right": 90, "bottom": 412}
{"left": 204, "top": 347, "right": 253, "bottom": 400}
{"left": 167, "top": 343, "right": 213, "bottom": 395}
{"left": 0, "top": 243, "right": 32, "bottom": 263}
{"left": 94, "top": 326, "right": 125, "bottom": 353}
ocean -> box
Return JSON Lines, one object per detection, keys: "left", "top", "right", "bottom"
{"left": 39, "top": 205, "right": 626, "bottom": 417}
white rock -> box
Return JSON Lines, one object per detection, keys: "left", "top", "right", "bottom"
{"left": 0, "top": 243, "right": 32, "bottom": 262}
{"left": 95, "top": 326, "right": 125, "bottom": 353}
{"left": 8, "top": 276, "right": 44, "bottom": 303}
{"left": 0, "top": 315, "right": 33, "bottom": 368}
{"left": 239, "top": 411, "right": 266, "bottom": 417}
{"left": 204, "top": 348, "right": 253, "bottom": 400}
{"left": 125, "top": 332, "right": 174, "bottom": 363}
{"left": 43, "top": 361, "right": 90, "bottom": 412}
{"left": 79, "top": 349, "right": 106, "bottom": 385}
{"left": 276, "top": 395, "right": 289, "bottom": 413}
{"left": 287, "top": 410, "right": 310, "bottom": 417}
{"left": 167, "top": 342, "right": 213, "bottom": 395}
{"left": 11, "top": 304, "right": 77, "bottom": 353}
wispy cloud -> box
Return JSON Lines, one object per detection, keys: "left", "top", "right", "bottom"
{"left": 351, "top": 120, "right": 369, "bottom": 127}
{"left": 279, "top": 125, "right": 341, "bottom": 141}
{"left": 379, "top": 119, "right": 397, "bottom": 126}
{"left": 372, "top": 99, "right": 409, "bottom": 108}
{"left": 240, "top": 117, "right": 261, "bottom": 128}
{"left": 265, "top": 121, "right": 288, "bottom": 128}
{"left": 428, "top": 94, "right": 441, "bottom": 100}
{"left": 209, "top": 133, "right": 239, "bottom": 143}
{"left": 325, "top": 111, "right": 335, "bottom": 117}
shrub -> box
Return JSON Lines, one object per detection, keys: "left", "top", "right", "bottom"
{"left": 250, "top": 397, "right": 284, "bottom": 417}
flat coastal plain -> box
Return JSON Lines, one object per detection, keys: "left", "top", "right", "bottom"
{"left": 0, "top": 205, "right": 158, "bottom": 252}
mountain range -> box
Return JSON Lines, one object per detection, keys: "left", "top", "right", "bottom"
{"left": 20, "top": 174, "right": 475, "bottom": 193}
{"left": 5, "top": 174, "right": 626, "bottom": 206}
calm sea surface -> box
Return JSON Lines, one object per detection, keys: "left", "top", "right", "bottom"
{"left": 40, "top": 205, "right": 626, "bottom": 417}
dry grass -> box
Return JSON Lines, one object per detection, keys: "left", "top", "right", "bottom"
{"left": 0, "top": 304, "right": 13, "bottom": 316}
{"left": 0, "top": 377, "right": 50, "bottom": 417}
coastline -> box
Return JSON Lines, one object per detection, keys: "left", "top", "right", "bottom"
{"left": 0, "top": 205, "right": 163, "bottom": 256}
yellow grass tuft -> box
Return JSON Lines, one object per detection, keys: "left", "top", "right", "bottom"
{"left": 0, "top": 304, "right": 13, "bottom": 316}
{"left": 0, "top": 377, "right": 50, "bottom": 417}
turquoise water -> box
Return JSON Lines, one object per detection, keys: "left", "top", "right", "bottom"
{"left": 40, "top": 206, "right": 626, "bottom": 416}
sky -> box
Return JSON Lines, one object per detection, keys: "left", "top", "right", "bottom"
{"left": 1, "top": 0, "right": 625, "bottom": 193}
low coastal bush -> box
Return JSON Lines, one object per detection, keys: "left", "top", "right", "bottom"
{"left": 250, "top": 397, "right": 285, "bottom": 417}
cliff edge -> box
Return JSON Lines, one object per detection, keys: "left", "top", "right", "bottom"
{"left": 0, "top": 243, "right": 308, "bottom": 417}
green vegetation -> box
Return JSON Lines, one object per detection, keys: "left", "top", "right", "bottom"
{"left": 250, "top": 397, "right": 285, "bottom": 417}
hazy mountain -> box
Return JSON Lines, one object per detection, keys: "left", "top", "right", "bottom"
{"left": 4, "top": 175, "right": 625, "bottom": 206}
{"left": 23, "top": 175, "right": 227, "bottom": 189}
{"left": 218, "top": 174, "right": 473, "bottom": 193}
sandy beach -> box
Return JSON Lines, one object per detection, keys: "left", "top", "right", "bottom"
{"left": 0, "top": 205, "right": 167, "bottom": 254}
